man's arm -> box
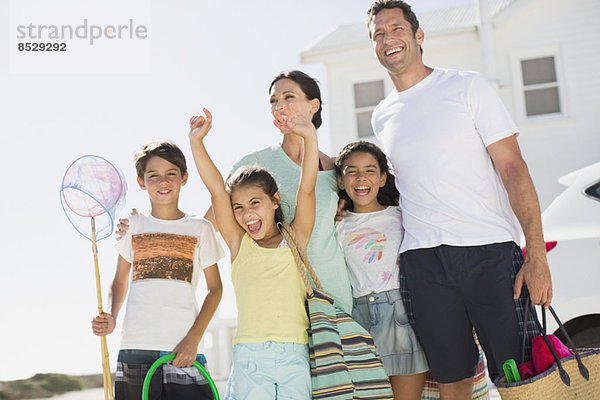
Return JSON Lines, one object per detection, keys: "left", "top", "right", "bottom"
{"left": 487, "top": 134, "right": 552, "bottom": 307}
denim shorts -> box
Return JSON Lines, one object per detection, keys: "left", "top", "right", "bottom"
{"left": 224, "top": 342, "right": 310, "bottom": 400}
{"left": 352, "top": 289, "right": 429, "bottom": 376}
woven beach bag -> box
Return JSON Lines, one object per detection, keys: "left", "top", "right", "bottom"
{"left": 494, "top": 304, "right": 600, "bottom": 399}
{"left": 281, "top": 223, "right": 393, "bottom": 400}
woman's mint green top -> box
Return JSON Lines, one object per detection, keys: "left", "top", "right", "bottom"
{"left": 231, "top": 144, "right": 353, "bottom": 313}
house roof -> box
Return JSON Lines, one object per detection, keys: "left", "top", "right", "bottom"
{"left": 302, "top": 0, "right": 516, "bottom": 58}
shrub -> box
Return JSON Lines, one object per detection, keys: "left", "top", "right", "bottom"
{"left": 37, "top": 374, "right": 83, "bottom": 394}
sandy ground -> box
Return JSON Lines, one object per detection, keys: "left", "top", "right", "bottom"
{"left": 30, "top": 380, "right": 502, "bottom": 399}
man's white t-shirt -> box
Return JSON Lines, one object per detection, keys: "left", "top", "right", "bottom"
{"left": 372, "top": 68, "right": 522, "bottom": 253}
{"left": 115, "top": 211, "right": 224, "bottom": 352}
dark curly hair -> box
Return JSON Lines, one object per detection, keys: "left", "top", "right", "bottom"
{"left": 334, "top": 141, "right": 399, "bottom": 212}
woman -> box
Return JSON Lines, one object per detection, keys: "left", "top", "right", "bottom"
{"left": 227, "top": 70, "right": 352, "bottom": 313}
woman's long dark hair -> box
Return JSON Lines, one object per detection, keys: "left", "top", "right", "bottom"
{"left": 334, "top": 141, "right": 399, "bottom": 212}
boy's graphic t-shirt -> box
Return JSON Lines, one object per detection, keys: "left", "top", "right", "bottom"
{"left": 335, "top": 206, "right": 403, "bottom": 297}
{"left": 115, "top": 211, "right": 224, "bottom": 352}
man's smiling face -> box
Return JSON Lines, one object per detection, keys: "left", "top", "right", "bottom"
{"left": 370, "top": 7, "right": 424, "bottom": 77}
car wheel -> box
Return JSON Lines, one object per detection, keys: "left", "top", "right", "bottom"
{"left": 554, "top": 314, "right": 600, "bottom": 348}
{"left": 569, "top": 325, "right": 600, "bottom": 348}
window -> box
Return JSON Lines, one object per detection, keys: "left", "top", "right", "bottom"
{"left": 585, "top": 181, "right": 600, "bottom": 202}
{"left": 354, "top": 80, "right": 384, "bottom": 137}
{"left": 521, "top": 56, "right": 561, "bottom": 116}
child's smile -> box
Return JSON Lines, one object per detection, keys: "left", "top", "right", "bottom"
{"left": 245, "top": 218, "right": 262, "bottom": 234}
{"left": 354, "top": 185, "right": 372, "bottom": 196}
{"left": 231, "top": 185, "right": 280, "bottom": 243}
{"left": 338, "top": 151, "right": 387, "bottom": 213}
{"left": 137, "top": 156, "right": 188, "bottom": 210}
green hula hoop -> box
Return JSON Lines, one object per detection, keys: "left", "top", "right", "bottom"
{"left": 141, "top": 353, "right": 220, "bottom": 399}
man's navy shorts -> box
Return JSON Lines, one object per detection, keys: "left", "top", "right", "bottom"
{"left": 399, "top": 241, "right": 529, "bottom": 383}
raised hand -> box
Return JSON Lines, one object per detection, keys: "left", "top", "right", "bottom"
{"left": 273, "top": 103, "right": 316, "bottom": 139}
{"left": 189, "top": 108, "right": 213, "bottom": 141}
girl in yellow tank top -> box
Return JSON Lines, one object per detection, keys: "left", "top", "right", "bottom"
{"left": 188, "top": 82, "right": 320, "bottom": 399}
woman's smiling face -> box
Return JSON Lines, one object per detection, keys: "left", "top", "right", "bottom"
{"left": 269, "top": 78, "right": 319, "bottom": 134}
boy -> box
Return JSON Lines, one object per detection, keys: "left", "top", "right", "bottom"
{"left": 92, "top": 141, "right": 224, "bottom": 400}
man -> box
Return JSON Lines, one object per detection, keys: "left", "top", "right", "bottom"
{"left": 366, "top": 1, "right": 552, "bottom": 398}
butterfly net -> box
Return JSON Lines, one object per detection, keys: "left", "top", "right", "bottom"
{"left": 60, "top": 155, "right": 127, "bottom": 241}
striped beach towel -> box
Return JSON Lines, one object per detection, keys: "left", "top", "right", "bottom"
{"left": 281, "top": 223, "right": 393, "bottom": 400}
{"left": 308, "top": 289, "right": 394, "bottom": 399}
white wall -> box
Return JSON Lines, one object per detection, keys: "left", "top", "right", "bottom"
{"left": 494, "top": 0, "right": 600, "bottom": 208}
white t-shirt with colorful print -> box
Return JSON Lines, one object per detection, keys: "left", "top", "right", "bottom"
{"left": 335, "top": 206, "right": 403, "bottom": 298}
{"left": 114, "top": 211, "right": 225, "bottom": 352}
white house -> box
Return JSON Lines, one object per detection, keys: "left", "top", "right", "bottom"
{"left": 301, "top": 0, "right": 600, "bottom": 209}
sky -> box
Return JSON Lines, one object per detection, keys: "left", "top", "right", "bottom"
{"left": 0, "top": 0, "right": 475, "bottom": 381}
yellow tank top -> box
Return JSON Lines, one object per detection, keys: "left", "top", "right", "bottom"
{"left": 231, "top": 234, "right": 308, "bottom": 345}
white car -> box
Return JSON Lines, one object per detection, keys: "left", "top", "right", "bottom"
{"left": 537, "top": 162, "right": 600, "bottom": 347}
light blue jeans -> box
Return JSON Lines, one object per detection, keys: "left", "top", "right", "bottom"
{"left": 224, "top": 342, "right": 310, "bottom": 400}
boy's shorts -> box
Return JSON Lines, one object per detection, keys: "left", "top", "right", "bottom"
{"left": 399, "top": 241, "right": 532, "bottom": 383}
{"left": 224, "top": 341, "right": 310, "bottom": 400}
{"left": 352, "top": 289, "right": 429, "bottom": 376}
{"left": 115, "top": 349, "right": 214, "bottom": 400}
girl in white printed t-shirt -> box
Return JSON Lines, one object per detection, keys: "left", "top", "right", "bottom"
{"left": 335, "top": 141, "right": 490, "bottom": 400}
{"left": 334, "top": 141, "right": 429, "bottom": 400}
